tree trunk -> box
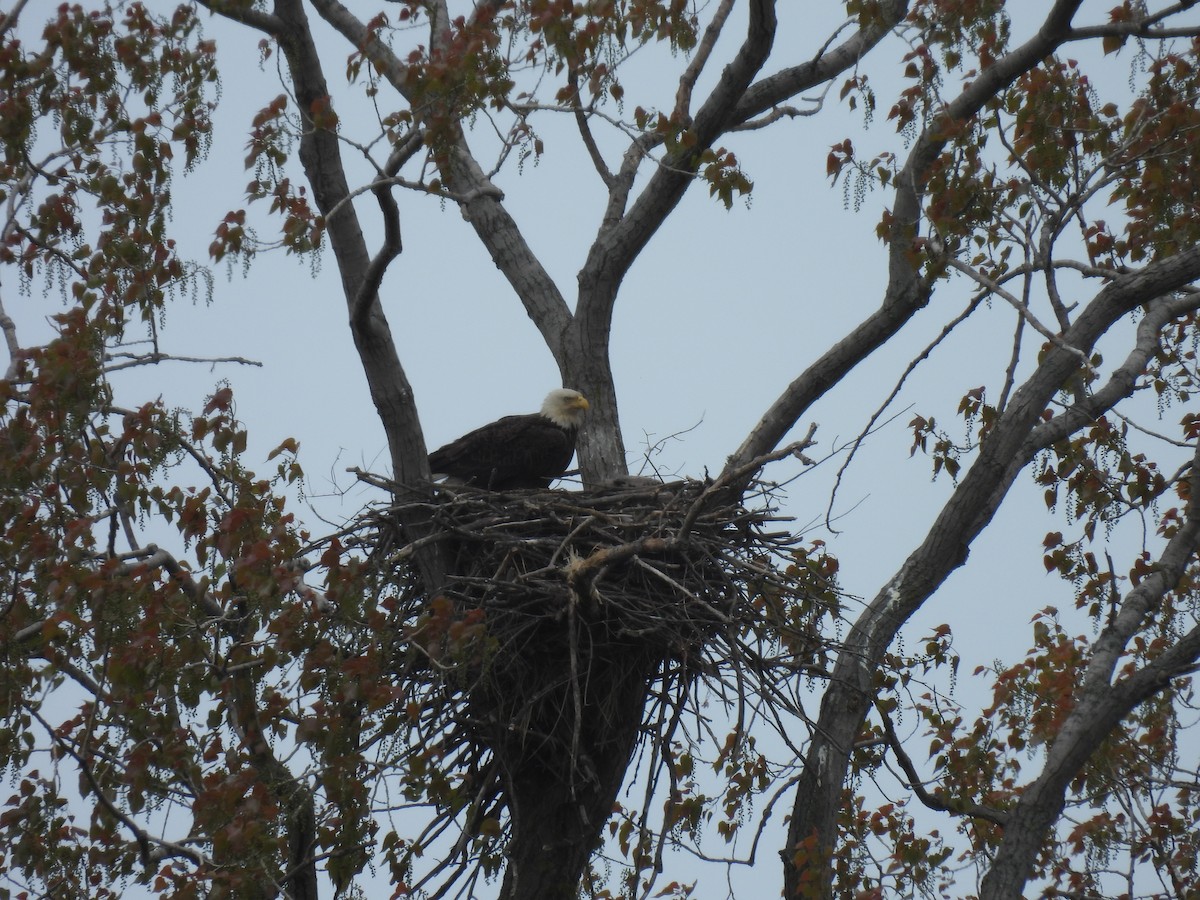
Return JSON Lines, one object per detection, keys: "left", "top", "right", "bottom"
{"left": 497, "top": 656, "right": 654, "bottom": 900}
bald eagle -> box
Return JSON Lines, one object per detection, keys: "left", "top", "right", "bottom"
{"left": 428, "top": 389, "right": 590, "bottom": 490}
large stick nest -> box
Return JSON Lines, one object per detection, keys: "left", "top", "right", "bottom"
{"left": 357, "top": 465, "right": 838, "bottom": 799}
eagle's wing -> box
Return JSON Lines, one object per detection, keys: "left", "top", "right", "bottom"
{"left": 429, "top": 414, "right": 576, "bottom": 488}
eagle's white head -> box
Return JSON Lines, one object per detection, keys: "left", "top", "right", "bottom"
{"left": 541, "top": 388, "right": 590, "bottom": 429}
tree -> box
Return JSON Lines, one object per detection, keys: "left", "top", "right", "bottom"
{"left": 5, "top": 0, "right": 1200, "bottom": 897}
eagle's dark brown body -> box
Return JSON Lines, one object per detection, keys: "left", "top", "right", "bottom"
{"left": 428, "top": 389, "right": 589, "bottom": 490}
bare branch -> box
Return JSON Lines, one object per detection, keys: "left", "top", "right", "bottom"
{"left": 578, "top": 0, "right": 781, "bottom": 364}
{"left": 566, "top": 68, "right": 615, "bottom": 188}
{"left": 1028, "top": 290, "right": 1200, "bottom": 452}
{"left": 352, "top": 129, "right": 426, "bottom": 327}
{"left": 0, "top": 289, "right": 21, "bottom": 380}
{"left": 877, "top": 705, "right": 1009, "bottom": 828}
{"left": 101, "top": 351, "right": 263, "bottom": 373}
{"left": 310, "top": 0, "right": 575, "bottom": 355}
{"left": 325, "top": 168, "right": 501, "bottom": 226}
{"left": 28, "top": 705, "right": 206, "bottom": 868}
{"left": 107, "top": 544, "right": 227, "bottom": 620}
{"left": 1067, "top": 1, "right": 1200, "bottom": 44}
{"left": 730, "top": 92, "right": 828, "bottom": 131}
{"left": 732, "top": 0, "right": 907, "bottom": 126}
{"left": 0, "top": 0, "right": 31, "bottom": 38}
{"left": 825, "top": 292, "right": 986, "bottom": 531}
{"left": 943, "top": 256, "right": 1089, "bottom": 364}
{"left": 725, "top": 269, "right": 933, "bottom": 476}
{"left": 194, "top": 0, "right": 282, "bottom": 35}
{"left": 448, "top": 141, "right": 575, "bottom": 352}
{"left": 673, "top": 0, "right": 735, "bottom": 121}
{"left": 270, "top": 0, "right": 442, "bottom": 598}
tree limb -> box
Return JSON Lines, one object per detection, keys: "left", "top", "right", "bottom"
{"left": 0, "top": 289, "right": 21, "bottom": 380}
{"left": 194, "top": 0, "right": 282, "bottom": 35}
{"left": 979, "top": 438, "right": 1200, "bottom": 898}
{"left": 579, "top": 0, "right": 779, "bottom": 317}
{"left": 567, "top": 68, "right": 615, "bottom": 188}
{"left": 877, "top": 704, "right": 1009, "bottom": 828}
{"left": 730, "top": 0, "right": 1091, "bottom": 472}
{"left": 785, "top": 124, "right": 1193, "bottom": 899}
{"left": 673, "top": 0, "right": 735, "bottom": 121}
{"left": 308, "top": 0, "right": 576, "bottom": 358}
{"left": 733, "top": 0, "right": 907, "bottom": 126}
{"left": 943, "top": 255, "right": 1089, "bottom": 364}
{"left": 268, "top": 0, "right": 446, "bottom": 589}
{"left": 225, "top": 617, "right": 318, "bottom": 900}
{"left": 28, "top": 706, "right": 207, "bottom": 870}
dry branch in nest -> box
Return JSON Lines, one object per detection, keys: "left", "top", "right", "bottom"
{"left": 351, "top": 439, "right": 837, "bottom": 830}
